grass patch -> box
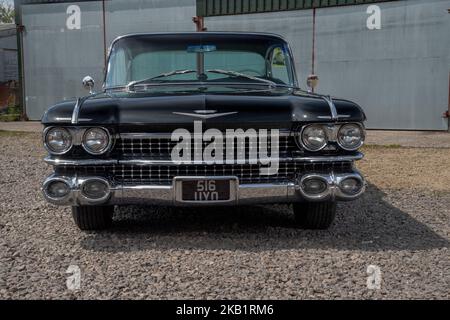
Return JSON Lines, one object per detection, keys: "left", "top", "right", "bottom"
{"left": 362, "top": 144, "right": 403, "bottom": 150}
{"left": 0, "top": 114, "right": 21, "bottom": 122}
{"left": 0, "top": 130, "right": 34, "bottom": 137}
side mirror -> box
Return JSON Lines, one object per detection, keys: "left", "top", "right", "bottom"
{"left": 307, "top": 74, "right": 319, "bottom": 92}
{"left": 82, "top": 76, "right": 95, "bottom": 94}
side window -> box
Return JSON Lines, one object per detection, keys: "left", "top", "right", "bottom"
{"left": 107, "top": 48, "right": 128, "bottom": 86}
{"left": 270, "top": 47, "right": 289, "bottom": 84}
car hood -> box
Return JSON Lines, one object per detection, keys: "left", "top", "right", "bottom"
{"left": 41, "top": 89, "right": 366, "bottom": 131}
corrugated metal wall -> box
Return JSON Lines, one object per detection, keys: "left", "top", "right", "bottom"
{"left": 196, "top": 0, "right": 397, "bottom": 16}
{"left": 21, "top": 0, "right": 196, "bottom": 120}
{"left": 204, "top": 0, "right": 450, "bottom": 130}
{"left": 0, "top": 26, "right": 18, "bottom": 83}
{"left": 22, "top": 1, "right": 104, "bottom": 119}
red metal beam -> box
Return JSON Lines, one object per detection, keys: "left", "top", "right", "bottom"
{"left": 192, "top": 16, "right": 207, "bottom": 32}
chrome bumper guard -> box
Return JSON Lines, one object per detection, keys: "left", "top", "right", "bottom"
{"left": 42, "top": 170, "right": 366, "bottom": 207}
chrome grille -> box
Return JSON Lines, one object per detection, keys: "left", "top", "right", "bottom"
{"left": 115, "top": 134, "right": 299, "bottom": 159}
{"left": 57, "top": 162, "right": 353, "bottom": 186}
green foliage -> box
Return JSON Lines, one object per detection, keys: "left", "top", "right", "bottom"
{"left": 0, "top": 91, "right": 21, "bottom": 122}
{"left": 0, "top": 0, "right": 14, "bottom": 24}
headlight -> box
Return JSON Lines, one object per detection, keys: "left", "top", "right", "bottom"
{"left": 44, "top": 127, "right": 72, "bottom": 155}
{"left": 82, "top": 128, "right": 111, "bottom": 155}
{"left": 337, "top": 123, "right": 364, "bottom": 151}
{"left": 46, "top": 180, "right": 70, "bottom": 199}
{"left": 339, "top": 177, "right": 363, "bottom": 195}
{"left": 300, "top": 124, "right": 328, "bottom": 151}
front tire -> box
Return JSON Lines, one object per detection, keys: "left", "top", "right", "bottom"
{"left": 293, "top": 202, "right": 336, "bottom": 230}
{"left": 71, "top": 206, "right": 114, "bottom": 231}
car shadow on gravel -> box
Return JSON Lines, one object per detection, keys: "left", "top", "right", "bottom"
{"left": 80, "top": 183, "right": 449, "bottom": 252}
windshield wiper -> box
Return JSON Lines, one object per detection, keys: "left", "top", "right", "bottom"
{"left": 206, "top": 69, "right": 277, "bottom": 87}
{"left": 126, "top": 69, "right": 196, "bottom": 91}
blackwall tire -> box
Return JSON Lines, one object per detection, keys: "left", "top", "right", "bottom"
{"left": 293, "top": 202, "right": 337, "bottom": 230}
{"left": 71, "top": 206, "right": 114, "bottom": 231}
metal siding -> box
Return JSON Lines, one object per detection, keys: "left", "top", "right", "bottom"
{"left": 315, "top": 0, "right": 450, "bottom": 130}
{"left": 0, "top": 34, "right": 17, "bottom": 51}
{"left": 204, "top": 0, "right": 450, "bottom": 130}
{"left": 197, "top": 0, "right": 398, "bottom": 16}
{"left": 22, "top": 1, "right": 105, "bottom": 120}
{"left": 21, "top": 0, "right": 196, "bottom": 120}
{"left": 104, "top": 0, "right": 196, "bottom": 46}
{"left": 206, "top": 9, "right": 314, "bottom": 101}
{"left": 0, "top": 35, "right": 18, "bottom": 83}
{"left": 18, "top": 0, "right": 98, "bottom": 4}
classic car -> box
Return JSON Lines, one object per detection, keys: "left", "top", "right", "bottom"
{"left": 41, "top": 32, "right": 366, "bottom": 231}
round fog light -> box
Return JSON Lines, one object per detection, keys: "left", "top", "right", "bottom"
{"left": 302, "top": 178, "right": 328, "bottom": 195}
{"left": 339, "top": 178, "right": 363, "bottom": 195}
{"left": 81, "top": 179, "right": 110, "bottom": 200}
{"left": 46, "top": 180, "right": 70, "bottom": 199}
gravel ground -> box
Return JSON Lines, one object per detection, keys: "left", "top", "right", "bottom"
{"left": 0, "top": 132, "right": 448, "bottom": 299}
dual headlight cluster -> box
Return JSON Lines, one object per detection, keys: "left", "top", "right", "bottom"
{"left": 44, "top": 127, "right": 111, "bottom": 155}
{"left": 298, "top": 123, "right": 365, "bottom": 152}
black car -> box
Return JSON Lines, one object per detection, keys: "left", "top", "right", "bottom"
{"left": 41, "top": 32, "right": 366, "bottom": 231}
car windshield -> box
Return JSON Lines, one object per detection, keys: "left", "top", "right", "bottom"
{"left": 105, "top": 34, "right": 296, "bottom": 89}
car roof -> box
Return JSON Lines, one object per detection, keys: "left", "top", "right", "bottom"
{"left": 110, "top": 32, "right": 288, "bottom": 47}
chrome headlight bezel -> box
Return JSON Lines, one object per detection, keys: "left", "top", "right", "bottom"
{"left": 81, "top": 127, "right": 112, "bottom": 155}
{"left": 337, "top": 123, "right": 365, "bottom": 151}
{"left": 298, "top": 124, "right": 328, "bottom": 152}
{"left": 43, "top": 127, "right": 73, "bottom": 155}
{"left": 42, "top": 176, "right": 72, "bottom": 202}
{"left": 79, "top": 177, "right": 111, "bottom": 203}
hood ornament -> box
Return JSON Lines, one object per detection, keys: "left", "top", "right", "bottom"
{"left": 173, "top": 110, "right": 238, "bottom": 119}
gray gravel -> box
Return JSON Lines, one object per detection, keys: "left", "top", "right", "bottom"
{"left": 0, "top": 132, "right": 449, "bottom": 299}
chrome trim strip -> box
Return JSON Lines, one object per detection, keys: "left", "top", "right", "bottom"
{"left": 71, "top": 93, "right": 104, "bottom": 124}
{"left": 44, "top": 153, "right": 364, "bottom": 166}
{"left": 321, "top": 95, "right": 338, "bottom": 120}
{"left": 173, "top": 111, "right": 238, "bottom": 120}
{"left": 119, "top": 130, "right": 291, "bottom": 139}
{"left": 44, "top": 157, "right": 118, "bottom": 166}
{"left": 71, "top": 98, "right": 82, "bottom": 124}
{"left": 118, "top": 154, "right": 363, "bottom": 165}
{"left": 239, "top": 182, "right": 291, "bottom": 205}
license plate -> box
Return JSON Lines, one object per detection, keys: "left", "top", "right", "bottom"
{"left": 175, "top": 178, "right": 237, "bottom": 203}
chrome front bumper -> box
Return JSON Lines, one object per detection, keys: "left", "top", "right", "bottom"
{"left": 42, "top": 170, "right": 366, "bottom": 207}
